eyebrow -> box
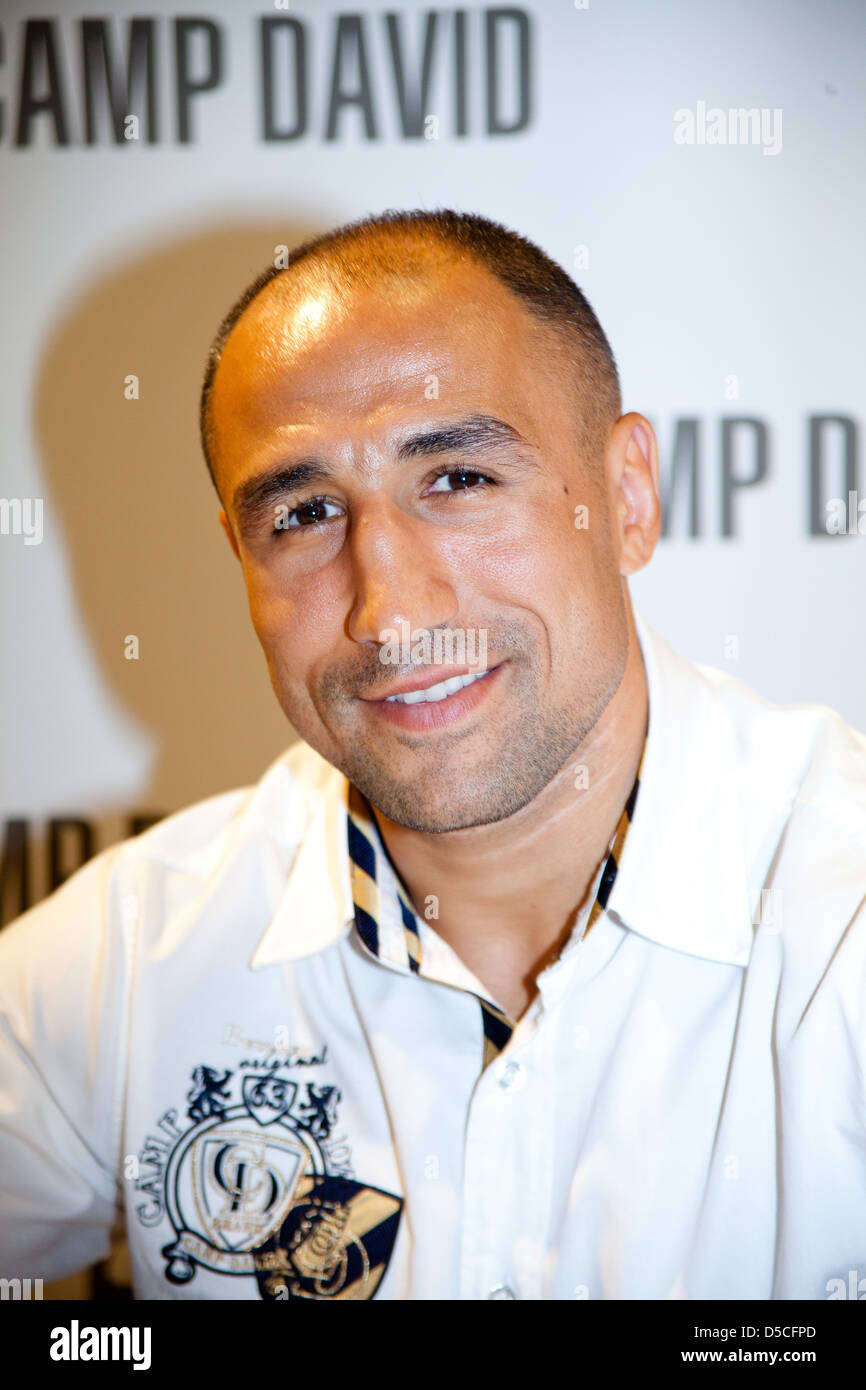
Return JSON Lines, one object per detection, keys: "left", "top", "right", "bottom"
{"left": 396, "top": 413, "right": 533, "bottom": 460}
{"left": 232, "top": 413, "right": 537, "bottom": 527}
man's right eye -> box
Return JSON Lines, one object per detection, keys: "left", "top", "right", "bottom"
{"left": 273, "top": 498, "right": 343, "bottom": 532}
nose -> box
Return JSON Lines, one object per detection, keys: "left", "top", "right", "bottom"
{"left": 346, "top": 495, "right": 460, "bottom": 647}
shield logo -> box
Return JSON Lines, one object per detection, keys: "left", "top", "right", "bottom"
{"left": 190, "top": 1127, "right": 307, "bottom": 1252}
{"left": 241, "top": 1073, "right": 298, "bottom": 1126}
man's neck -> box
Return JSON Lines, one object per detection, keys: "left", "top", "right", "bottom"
{"left": 370, "top": 610, "right": 649, "bottom": 1021}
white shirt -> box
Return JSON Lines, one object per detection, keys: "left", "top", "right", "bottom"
{"left": 2, "top": 610, "right": 866, "bottom": 1301}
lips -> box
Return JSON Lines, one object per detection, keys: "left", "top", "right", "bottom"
{"left": 358, "top": 662, "right": 505, "bottom": 730}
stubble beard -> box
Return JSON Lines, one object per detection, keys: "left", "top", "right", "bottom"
{"left": 326, "top": 655, "right": 626, "bottom": 833}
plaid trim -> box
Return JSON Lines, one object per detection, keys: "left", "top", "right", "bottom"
{"left": 347, "top": 783, "right": 421, "bottom": 972}
{"left": 346, "top": 726, "right": 647, "bottom": 1069}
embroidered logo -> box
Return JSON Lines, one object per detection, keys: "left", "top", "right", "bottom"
{"left": 141, "top": 1062, "right": 402, "bottom": 1300}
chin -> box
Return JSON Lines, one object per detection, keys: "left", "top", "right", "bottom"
{"left": 361, "top": 772, "right": 530, "bottom": 834}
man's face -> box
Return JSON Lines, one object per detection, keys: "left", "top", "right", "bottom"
{"left": 210, "top": 256, "right": 630, "bottom": 832}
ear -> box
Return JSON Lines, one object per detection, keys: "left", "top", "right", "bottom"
{"left": 219, "top": 508, "right": 241, "bottom": 562}
{"left": 608, "top": 412, "right": 661, "bottom": 576}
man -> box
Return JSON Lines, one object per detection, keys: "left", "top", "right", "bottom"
{"left": 1, "top": 209, "right": 865, "bottom": 1302}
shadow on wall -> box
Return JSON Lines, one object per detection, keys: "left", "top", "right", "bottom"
{"left": 33, "top": 220, "right": 325, "bottom": 813}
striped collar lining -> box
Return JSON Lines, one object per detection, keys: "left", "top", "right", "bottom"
{"left": 346, "top": 727, "right": 648, "bottom": 1069}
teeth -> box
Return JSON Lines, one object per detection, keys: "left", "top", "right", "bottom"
{"left": 386, "top": 669, "right": 490, "bottom": 704}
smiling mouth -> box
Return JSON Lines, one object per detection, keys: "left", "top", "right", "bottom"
{"left": 357, "top": 662, "right": 505, "bottom": 728}
{"left": 384, "top": 669, "right": 493, "bottom": 704}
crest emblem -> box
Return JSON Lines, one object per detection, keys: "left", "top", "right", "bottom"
{"left": 152, "top": 1063, "right": 402, "bottom": 1299}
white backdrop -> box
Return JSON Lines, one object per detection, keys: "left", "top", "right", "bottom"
{"left": 1, "top": 0, "right": 864, "bottom": 910}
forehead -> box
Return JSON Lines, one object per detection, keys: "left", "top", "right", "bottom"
{"left": 208, "top": 257, "right": 567, "bottom": 490}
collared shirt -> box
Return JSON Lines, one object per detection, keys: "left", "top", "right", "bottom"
{"left": 344, "top": 729, "right": 647, "bottom": 1071}
{"left": 1, "top": 611, "right": 866, "bottom": 1301}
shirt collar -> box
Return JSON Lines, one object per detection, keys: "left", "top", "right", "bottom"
{"left": 249, "top": 759, "right": 354, "bottom": 970}
{"left": 612, "top": 611, "right": 754, "bottom": 965}
{"left": 251, "top": 609, "right": 756, "bottom": 971}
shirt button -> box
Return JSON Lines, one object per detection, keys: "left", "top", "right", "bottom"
{"left": 497, "top": 1059, "right": 526, "bottom": 1091}
{"left": 487, "top": 1283, "right": 517, "bottom": 1300}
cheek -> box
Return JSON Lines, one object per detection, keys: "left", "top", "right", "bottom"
{"left": 455, "top": 500, "right": 619, "bottom": 673}
{"left": 243, "top": 558, "right": 341, "bottom": 678}
{"left": 451, "top": 495, "right": 584, "bottom": 599}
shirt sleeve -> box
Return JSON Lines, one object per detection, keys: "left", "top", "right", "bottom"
{"left": 0, "top": 845, "right": 131, "bottom": 1281}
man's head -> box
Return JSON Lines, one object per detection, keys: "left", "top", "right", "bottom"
{"left": 201, "top": 209, "right": 660, "bottom": 832}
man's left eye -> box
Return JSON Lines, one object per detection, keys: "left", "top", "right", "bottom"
{"left": 426, "top": 469, "right": 491, "bottom": 493}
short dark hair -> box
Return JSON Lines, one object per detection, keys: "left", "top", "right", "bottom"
{"left": 199, "top": 208, "right": 622, "bottom": 491}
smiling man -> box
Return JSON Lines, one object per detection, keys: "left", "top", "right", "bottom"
{"left": 205, "top": 215, "right": 653, "bottom": 1024}
{"left": 2, "top": 209, "right": 866, "bottom": 1302}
